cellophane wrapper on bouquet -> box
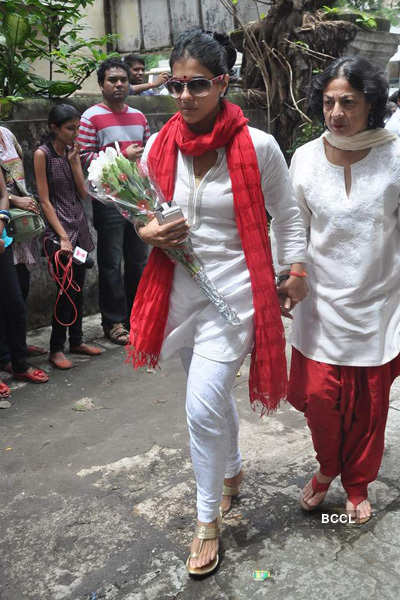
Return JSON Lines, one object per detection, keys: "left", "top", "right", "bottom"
{"left": 87, "top": 147, "right": 240, "bottom": 325}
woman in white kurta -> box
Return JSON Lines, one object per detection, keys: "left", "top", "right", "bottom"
{"left": 287, "top": 56, "right": 400, "bottom": 525}
{"left": 143, "top": 125, "right": 306, "bottom": 364}
{"left": 132, "top": 30, "right": 307, "bottom": 576}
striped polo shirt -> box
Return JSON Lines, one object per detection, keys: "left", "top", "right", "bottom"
{"left": 78, "top": 103, "right": 150, "bottom": 169}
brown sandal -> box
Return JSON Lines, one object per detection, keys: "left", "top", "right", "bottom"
{"left": 105, "top": 323, "right": 129, "bottom": 346}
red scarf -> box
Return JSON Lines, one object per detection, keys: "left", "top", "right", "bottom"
{"left": 128, "top": 101, "right": 287, "bottom": 413}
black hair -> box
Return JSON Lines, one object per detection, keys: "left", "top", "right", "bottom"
{"left": 309, "top": 56, "right": 388, "bottom": 129}
{"left": 48, "top": 103, "right": 80, "bottom": 129}
{"left": 123, "top": 54, "right": 145, "bottom": 68}
{"left": 40, "top": 103, "right": 80, "bottom": 144}
{"left": 170, "top": 29, "right": 236, "bottom": 77}
{"left": 97, "top": 58, "right": 129, "bottom": 85}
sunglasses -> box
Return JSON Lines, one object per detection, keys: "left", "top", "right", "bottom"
{"left": 166, "top": 74, "right": 225, "bottom": 98}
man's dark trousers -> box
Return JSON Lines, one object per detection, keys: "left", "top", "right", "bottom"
{"left": 93, "top": 201, "right": 148, "bottom": 331}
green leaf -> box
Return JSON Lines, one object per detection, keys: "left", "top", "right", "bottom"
{"left": 322, "top": 5, "right": 338, "bottom": 13}
{"left": 47, "top": 80, "right": 79, "bottom": 96}
{"left": 28, "top": 73, "right": 53, "bottom": 89}
{"left": 0, "top": 95, "right": 24, "bottom": 104}
{"left": 4, "top": 13, "right": 31, "bottom": 47}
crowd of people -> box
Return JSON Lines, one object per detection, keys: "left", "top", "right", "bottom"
{"left": 1, "top": 28, "right": 400, "bottom": 578}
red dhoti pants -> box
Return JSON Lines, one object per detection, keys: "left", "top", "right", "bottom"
{"left": 287, "top": 347, "right": 400, "bottom": 501}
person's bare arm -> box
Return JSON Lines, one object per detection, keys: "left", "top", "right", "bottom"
{"left": 129, "top": 72, "right": 170, "bottom": 95}
{"left": 67, "top": 142, "right": 87, "bottom": 201}
{"left": 34, "top": 149, "right": 72, "bottom": 253}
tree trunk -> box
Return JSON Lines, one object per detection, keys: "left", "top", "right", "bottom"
{"left": 232, "top": 0, "right": 357, "bottom": 153}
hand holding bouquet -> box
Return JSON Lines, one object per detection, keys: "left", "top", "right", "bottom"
{"left": 87, "top": 146, "right": 240, "bottom": 325}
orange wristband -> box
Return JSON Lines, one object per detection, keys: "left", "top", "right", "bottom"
{"left": 289, "top": 270, "right": 307, "bottom": 278}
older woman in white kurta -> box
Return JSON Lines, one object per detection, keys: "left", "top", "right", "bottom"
{"left": 287, "top": 55, "right": 399, "bottom": 525}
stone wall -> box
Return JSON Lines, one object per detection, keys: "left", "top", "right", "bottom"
{"left": 1, "top": 92, "right": 266, "bottom": 329}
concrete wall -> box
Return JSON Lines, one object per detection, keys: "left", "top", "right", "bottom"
{"left": 0, "top": 92, "right": 266, "bottom": 330}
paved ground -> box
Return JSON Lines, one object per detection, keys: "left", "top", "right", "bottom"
{"left": 1, "top": 315, "right": 400, "bottom": 600}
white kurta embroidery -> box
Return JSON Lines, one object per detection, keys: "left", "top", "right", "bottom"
{"left": 290, "top": 135, "right": 400, "bottom": 366}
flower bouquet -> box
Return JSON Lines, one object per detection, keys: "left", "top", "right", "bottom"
{"left": 87, "top": 146, "right": 240, "bottom": 325}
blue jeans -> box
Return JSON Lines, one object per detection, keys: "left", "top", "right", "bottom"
{"left": 93, "top": 201, "right": 148, "bottom": 330}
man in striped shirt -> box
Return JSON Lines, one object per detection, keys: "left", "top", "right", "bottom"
{"left": 78, "top": 58, "right": 150, "bottom": 345}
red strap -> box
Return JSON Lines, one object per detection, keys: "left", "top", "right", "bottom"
{"left": 43, "top": 238, "right": 80, "bottom": 327}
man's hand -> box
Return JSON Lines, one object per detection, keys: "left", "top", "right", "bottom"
{"left": 153, "top": 72, "right": 170, "bottom": 88}
{"left": 138, "top": 216, "right": 189, "bottom": 248}
{"left": 125, "top": 143, "right": 144, "bottom": 161}
{"left": 11, "top": 196, "right": 39, "bottom": 214}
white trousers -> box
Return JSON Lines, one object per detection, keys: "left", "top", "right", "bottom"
{"left": 180, "top": 347, "right": 245, "bottom": 523}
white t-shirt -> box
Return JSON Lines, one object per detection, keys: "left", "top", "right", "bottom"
{"left": 290, "top": 135, "right": 400, "bottom": 366}
{"left": 142, "top": 126, "right": 307, "bottom": 362}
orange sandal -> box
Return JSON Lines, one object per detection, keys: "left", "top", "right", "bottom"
{"left": 13, "top": 367, "right": 49, "bottom": 384}
{"left": 70, "top": 343, "right": 103, "bottom": 356}
{"left": 49, "top": 352, "right": 73, "bottom": 370}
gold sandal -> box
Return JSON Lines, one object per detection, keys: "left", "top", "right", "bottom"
{"left": 220, "top": 470, "right": 244, "bottom": 517}
{"left": 186, "top": 518, "right": 220, "bottom": 577}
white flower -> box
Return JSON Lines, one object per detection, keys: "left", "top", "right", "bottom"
{"left": 87, "top": 146, "right": 118, "bottom": 188}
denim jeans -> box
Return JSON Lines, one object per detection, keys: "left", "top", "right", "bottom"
{"left": 0, "top": 246, "right": 28, "bottom": 372}
{"left": 93, "top": 201, "right": 148, "bottom": 330}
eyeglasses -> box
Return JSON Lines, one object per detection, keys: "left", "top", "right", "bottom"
{"left": 166, "top": 74, "right": 225, "bottom": 98}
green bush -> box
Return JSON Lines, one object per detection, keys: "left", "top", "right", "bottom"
{"left": 0, "top": 0, "right": 116, "bottom": 101}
